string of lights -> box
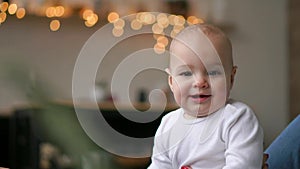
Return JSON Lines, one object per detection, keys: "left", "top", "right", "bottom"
{"left": 0, "top": 1, "right": 205, "bottom": 54}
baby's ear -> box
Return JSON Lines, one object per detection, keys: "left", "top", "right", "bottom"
{"left": 165, "top": 68, "right": 174, "bottom": 92}
{"left": 230, "top": 66, "right": 237, "bottom": 88}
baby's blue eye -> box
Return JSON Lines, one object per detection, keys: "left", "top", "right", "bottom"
{"left": 179, "top": 71, "right": 192, "bottom": 76}
{"left": 207, "top": 70, "right": 221, "bottom": 76}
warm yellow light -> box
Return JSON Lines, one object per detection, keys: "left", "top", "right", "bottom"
{"left": 0, "top": 2, "right": 9, "bottom": 12}
{"left": 0, "top": 12, "right": 7, "bottom": 24}
{"left": 170, "top": 30, "right": 178, "bottom": 38}
{"left": 50, "top": 20, "right": 60, "bottom": 31}
{"left": 168, "top": 14, "right": 176, "bottom": 25}
{"left": 157, "top": 13, "right": 167, "bottom": 21}
{"left": 113, "top": 18, "right": 125, "bottom": 29}
{"left": 154, "top": 42, "right": 165, "bottom": 54}
{"left": 130, "top": 19, "right": 142, "bottom": 30}
{"left": 171, "top": 25, "right": 184, "bottom": 38}
{"left": 173, "top": 25, "right": 185, "bottom": 33}
{"left": 136, "top": 12, "right": 143, "bottom": 22}
{"left": 112, "top": 27, "right": 124, "bottom": 37}
{"left": 152, "top": 23, "right": 164, "bottom": 34}
{"left": 82, "top": 9, "right": 98, "bottom": 27}
{"left": 187, "top": 16, "right": 196, "bottom": 25}
{"left": 82, "top": 9, "right": 93, "bottom": 20}
{"left": 46, "top": 7, "right": 55, "bottom": 18}
{"left": 8, "top": 3, "right": 17, "bottom": 15}
{"left": 157, "top": 36, "right": 169, "bottom": 47}
{"left": 174, "top": 15, "right": 185, "bottom": 26}
{"left": 86, "top": 13, "right": 98, "bottom": 26}
{"left": 143, "top": 13, "right": 156, "bottom": 25}
{"left": 187, "top": 16, "right": 204, "bottom": 25}
{"left": 136, "top": 12, "right": 155, "bottom": 25}
{"left": 55, "top": 6, "right": 65, "bottom": 17}
{"left": 107, "top": 12, "right": 119, "bottom": 23}
{"left": 16, "top": 8, "right": 26, "bottom": 19}
{"left": 84, "top": 20, "right": 93, "bottom": 27}
{"left": 157, "top": 13, "right": 169, "bottom": 28}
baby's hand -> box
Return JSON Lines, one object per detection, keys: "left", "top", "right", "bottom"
{"left": 181, "top": 166, "right": 192, "bottom": 169}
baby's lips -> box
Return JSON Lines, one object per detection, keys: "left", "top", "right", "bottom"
{"left": 181, "top": 166, "right": 192, "bottom": 169}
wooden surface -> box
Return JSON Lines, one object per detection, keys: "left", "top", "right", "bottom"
{"left": 56, "top": 99, "right": 179, "bottom": 111}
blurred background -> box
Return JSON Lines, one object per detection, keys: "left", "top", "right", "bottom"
{"left": 0, "top": 0, "right": 298, "bottom": 168}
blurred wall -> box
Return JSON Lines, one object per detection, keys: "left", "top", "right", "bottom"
{"left": 0, "top": 0, "right": 288, "bottom": 147}
{"left": 290, "top": 0, "right": 300, "bottom": 120}
{"left": 227, "top": 0, "right": 288, "bottom": 147}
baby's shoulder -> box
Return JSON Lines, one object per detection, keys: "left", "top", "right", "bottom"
{"left": 222, "top": 99, "right": 257, "bottom": 122}
{"left": 224, "top": 99, "right": 254, "bottom": 113}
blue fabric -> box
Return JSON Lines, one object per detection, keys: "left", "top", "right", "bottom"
{"left": 265, "top": 115, "right": 300, "bottom": 169}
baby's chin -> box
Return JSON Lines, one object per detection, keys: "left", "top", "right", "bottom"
{"left": 183, "top": 102, "right": 226, "bottom": 118}
{"left": 182, "top": 106, "right": 210, "bottom": 119}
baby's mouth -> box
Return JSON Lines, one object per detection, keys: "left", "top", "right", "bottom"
{"left": 191, "top": 94, "right": 211, "bottom": 103}
{"left": 191, "top": 94, "right": 211, "bottom": 98}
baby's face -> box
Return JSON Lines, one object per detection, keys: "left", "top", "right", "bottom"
{"left": 168, "top": 38, "right": 235, "bottom": 117}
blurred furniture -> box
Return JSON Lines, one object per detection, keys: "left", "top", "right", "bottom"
{"left": 0, "top": 114, "right": 10, "bottom": 167}
{"left": 0, "top": 109, "right": 39, "bottom": 169}
{"left": 0, "top": 102, "right": 178, "bottom": 169}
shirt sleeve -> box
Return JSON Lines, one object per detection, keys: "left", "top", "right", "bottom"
{"left": 222, "top": 104, "right": 264, "bottom": 169}
{"left": 148, "top": 116, "right": 173, "bottom": 169}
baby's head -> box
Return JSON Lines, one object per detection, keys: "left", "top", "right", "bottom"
{"left": 166, "top": 24, "right": 237, "bottom": 117}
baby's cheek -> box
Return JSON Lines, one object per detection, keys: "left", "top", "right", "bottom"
{"left": 172, "top": 80, "right": 190, "bottom": 105}
{"left": 173, "top": 89, "right": 182, "bottom": 105}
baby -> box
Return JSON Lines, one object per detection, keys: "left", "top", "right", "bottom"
{"left": 148, "top": 24, "right": 264, "bottom": 168}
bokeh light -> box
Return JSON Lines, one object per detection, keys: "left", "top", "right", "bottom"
{"left": 130, "top": 19, "right": 142, "bottom": 30}
{"left": 153, "top": 42, "right": 165, "bottom": 54}
{"left": 85, "top": 13, "right": 98, "bottom": 27}
{"left": 138, "top": 12, "right": 156, "bottom": 25}
{"left": 82, "top": 9, "right": 93, "bottom": 20}
{"left": 46, "top": 7, "right": 55, "bottom": 18}
{"left": 8, "top": 3, "right": 17, "bottom": 15}
{"left": 173, "top": 15, "right": 185, "bottom": 26}
{"left": 113, "top": 18, "right": 125, "bottom": 29}
{"left": 0, "top": 12, "right": 7, "bottom": 24}
{"left": 55, "top": 6, "right": 65, "bottom": 17}
{"left": 107, "top": 12, "right": 119, "bottom": 23}
{"left": 168, "top": 14, "right": 176, "bottom": 25}
{"left": 16, "top": 8, "right": 26, "bottom": 19}
{"left": 82, "top": 9, "right": 98, "bottom": 27}
{"left": 112, "top": 27, "right": 124, "bottom": 37}
{"left": 152, "top": 23, "right": 164, "bottom": 34}
{"left": 156, "top": 35, "right": 169, "bottom": 47}
{"left": 50, "top": 20, "right": 60, "bottom": 31}
{"left": 157, "top": 13, "right": 169, "bottom": 28}
{"left": 0, "top": 2, "right": 9, "bottom": 12}
{"left": 187, "top": 16, "right": 204, "bottom": 25}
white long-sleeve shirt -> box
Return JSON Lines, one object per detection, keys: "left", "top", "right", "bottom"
{"left": 148, "top": 100, "right": 264, "bottom": 169}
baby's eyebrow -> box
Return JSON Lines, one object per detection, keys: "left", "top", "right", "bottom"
{"left": 203, "top": 62, "right": 223, "bottom": 68}
{"left": 206, "top": 64, "right": 223, "bottom": 68}
{"left": 175, "top": 64, "right": 193, "bottom": 70}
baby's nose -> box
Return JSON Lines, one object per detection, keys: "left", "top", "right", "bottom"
{"left": 193, "top": 75, "right": 209, "bottom": 88}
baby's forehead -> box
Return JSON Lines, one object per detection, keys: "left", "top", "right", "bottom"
{"left": 169, "top": 25, "right": 233, "bottom": 68}
{"left": 170, "top": 37, "right": 222, "bottom": 61}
